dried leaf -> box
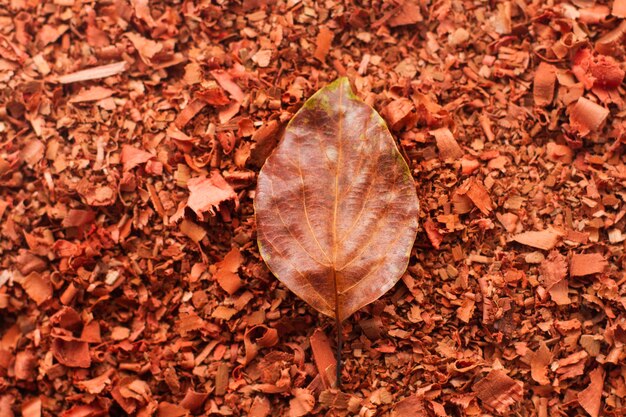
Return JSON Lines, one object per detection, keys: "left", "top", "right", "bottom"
{"left": 255, "top": 78, "right": 419, "bottom": 321}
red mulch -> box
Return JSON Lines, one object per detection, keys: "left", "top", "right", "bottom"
{"left": 2, "top": 1, "right": 626, "bottom": 416}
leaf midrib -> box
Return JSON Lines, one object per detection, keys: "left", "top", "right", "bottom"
{"left": 331, "top": 83, "right": 344, "bottom": 319}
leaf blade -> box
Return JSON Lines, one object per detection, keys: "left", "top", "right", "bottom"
{"left": 255, "top": 78, "right": 419, "bottom": 321}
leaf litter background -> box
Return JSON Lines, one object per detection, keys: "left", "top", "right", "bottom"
{"left": 2, "top": 0, "right": 626, "bottom": 416}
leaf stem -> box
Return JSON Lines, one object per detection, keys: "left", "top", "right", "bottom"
{"left": 335, "top": 309, "right": 342, "bottom": 388}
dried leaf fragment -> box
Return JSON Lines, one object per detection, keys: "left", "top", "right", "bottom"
{"left": 255, "top": 78, "right": 419, "bottom": 321}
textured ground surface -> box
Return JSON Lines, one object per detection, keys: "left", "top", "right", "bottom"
{"left": 2, "top": 0, "right": 626, "bottom": 416}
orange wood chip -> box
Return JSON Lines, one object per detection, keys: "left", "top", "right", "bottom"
{"left": 570, "top": 253, "right": 608, "bottom": 277}
{"left": 431, "top": 127, "right": 463, "bottom": 160}
{"left": 512, "top": 230, "right": 560, "bottom": 251}
{"left": 310, "top": 329, "right": 337, "bottom": 389}
{"left": 569, "top": 97, "right": 609, "bottom": 136}
{"left": 577, "top": 367, "right": 605, "bottom": 417}
{"left": 314, "top": 27, "right": 333, "bottom": 62}
{"left": 533, "top": 62, "right": 557, "bottom": 106}
{"left": 472, "top": 369, "right": 523, "bottom": 414}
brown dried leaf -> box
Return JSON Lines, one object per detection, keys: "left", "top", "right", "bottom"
{"left": 255, "top": 78, "right": 419, "bottom": 321}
